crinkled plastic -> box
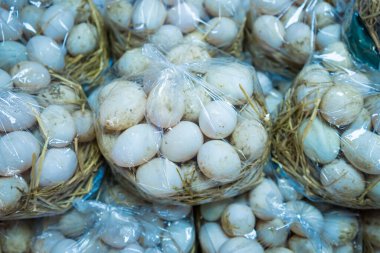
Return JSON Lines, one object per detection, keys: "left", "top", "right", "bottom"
{"left": 0, "top": 0, "right": 109, "bottom": 86}
{"left": 0, "top": 62, "right": 102, "bottom": 219}
{"left": 104, "top": 0, "right": 249, "bottom": 59}
{"left": 272, "top": 25, "right": 380, "bottom": 208}
{"left": 93, "top": 43, "right": 271, "bottom": 205}
{"left": 246, "top": 0, "right": 342, "bottom": 77}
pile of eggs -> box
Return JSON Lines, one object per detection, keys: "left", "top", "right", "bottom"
{"left": 248, "top": 0, "right": 340, "bottom": 68}
{"left": 199, "top": 177, "right": 360, "bottom": 253}
{"left": 0, "top": 61, "right": 95, "bottom": 213}
{"left": 104, "top": 0, "right": 247, "bottom": 55}
{"left": 0, "top": 0, "right": 99, "bottom": 71}
{"left": 96, "top": 45, "right": 269, "bottom": 200}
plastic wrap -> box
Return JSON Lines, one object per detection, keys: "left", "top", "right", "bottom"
{"left": 363, "top": 211, "right": 380, "bottom": 253}
{"left": 0, "top": 0, "right": 109, "bottom": 87}
{"left": 104, "top": 0, "right": 249, "bottom": 59}
{"left": 93, "top": 43, "right": 271, "bottom": 205}
{"left": 198, "top": 175, "right": 362, "bottom": 253}
{"left": 0, "top": 62, "right": 102, "bottom": 219}
{"left": 246, "top": 0, "right": 343, "bottom": 77}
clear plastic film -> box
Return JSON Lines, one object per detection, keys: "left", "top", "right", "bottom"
{"left": 246, "top": 0, "right": 343, "bottom": 77}
{"left": 0, "top": 0, "right": 109, "bottom": 87}
{"left": 92, "top": 43, "right": 271, "bottom": 205}
{"left": 272, "top": 22, "right": 380, "bottom": 208}
{"left": 104, "top": 0, "right": 249, "bottom": 59}
{"left": 0, "top": 61, "right": 102, "bottom": 219}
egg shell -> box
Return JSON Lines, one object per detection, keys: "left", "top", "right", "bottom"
{"left": 257, "top": 71, "right": 273, "bottom": 95}
{"left": 40, "top": 4, "right": 75, "bottom": 41}
{"left": 280, "top": 6, "right": 304, "bottom": 27}
{"left": 0, "top": 8, "right": 23, "bottom": 41}
{"left": 36, "top": 83, "right": 80, "bottom": 112}
{"left": 11, "top": 61, "right": 51, "bottom": 92}
{"left": 81, "top": 240, "right": 109, "bottom": 253}
{"left": 199, "top": 222, "right": 229, "bottom": 253}
{"left": 363, "top": 212, "right": 380, "bottom": 248}
{"left": 341, "top": 129, "right": 380, "bottom": 174}
{"left": 284, "top": 22, "right": 311, "bottom": 64}
{"left": 314, "top": 1, "right": 335, "bottom": 29}
{"left": 317, "top": 24, "right": 341, "bottom": 49}
{"left": 146, "top": 84, "right": 185, "bottom": 129}
{"left": 277, "top": 178, "right": 302, "bottom": 201}
{"left": 99, "top": 80, "right": 146, "bottom": 131}
{"left": 333, "top": 71, "right": 373, "bottom": 96}
{"left": 204, "top": 0, "right": 240, "bottom": 17}
{"left": 334, "top": 243, "right": 354, "bottom": 253}
{"left": 197, "top": 140, "right": 241, "bottom": 182}
{"left": 322, "top": 42, "right": 353, "bottom": 70}
{"left": 72, "top": 109, "right": 95, "bottom": 142}
{"left": 182, "top": 84, "right": 212, "bottom": 122}
{"left": 0, "top": 69, "right": 12, "bottom": 89}
{"left": 0, "top": 41, "right": 27, "bottom": 71}
{"left": 0, "top": 176, "right": 28, "bottom": 211}
{"left": 20, "top": 5, "right": 44, "bottom": 38}
{"left": 136, "top": 158, "right": 183, "bottom": 197}
{"left": 145, "top": 248, "right": 163, "bottom": 253}
{"left": 288, "top": 235, "right": 333, "bottom": 253}
{"left": 27, "top": 35, "right": 65, "bottom": 71}
{"left": 368, "top": 176, "right": 380, "bottom": 202}
{"left": 0, "top": 92, "right": 40, "bottom": 132}
{"left": 256, "top": 218, "right": 288, "bottom": 247}
{"left": 200, "top": 198, "right": 231, "bottom": 222}
{"left": 132, "top": 0, "right": 167, "bottom": 33}
{"left": 206, "top": 17, "right": 238, "bottom": 48}
{"left": 219, "top": 237, "right": 264, "bottom": 253}
{"left": 32, "top": 231, "right": 65, "bottom": 253}
{"left": 40, "top": 105, "right": 76, "bottom": 147}
{"left": 252, "top": 0, "right": 291, "bottom": 15}
{"left": 206, "top": 62, "right": 255, "bottom": 105}
{"left": 180, "top": 161, "right": 219, "bottom": 192}
{"left": 109, "top": 243, "right": 144, "bottom": 253}
{"left": 1, "top": 0, "right": 27, "bottom": 9}
{"left": 167, "top": 44, "right": 210, "bottom": 65}
{"left": 67, "top": 23, "right": 98, "bottom": 56}
{"left": 253, "top": 15, "right": 285, "bottom": 49}
{"left": 149, "top": 25, "right": 183, "bottom": 52}
{"left": 139, "top": 212, "right": 164, "bottom": 248}
{"left": 105, "top": 0, "right": 133, "bottom": 31}
{"left": 298, "top": 117, "right": 340, "bottom": 164}
{"left": 249, "top": 178, "right": 283, "bottom": 220}
{"left": 118, "top": 48, "right": 151, "bottom": 77}
{"left": 162, "top": 220, "right": 195, "bottom": 253}
{"left": 322, "top": 211, "right": 359, "bottom": 246}
{"left": 265, "top": 89, "right": 283, "bottom": 118}
{"left": 58, "top": 209, "right": 90, "bottom": 238}
{"left": 167, "top": 2, "right": 200, "bottom": 33}
{"left": 35, "top": 148, "right": 77, "bottom": 187}
{"left": 0, "top": 131, "right": 41, "bottom": 176}
{"left": 320, "top": 85, "right": 363, "bottom": 127}
{"left": 265, "top": 248, "right": 294, "bottom": 253}
{"left": 0, "top": 222, "right": 33, "bottom": 253}
{"left": 50, "top": 239, "right": 77, "bottom": 253}
{"left": 221, "top": 203, "right": 255, "bottom": 236}
{"left": 153, "top": 203, "right": 191, "bottom": 221}
{"left": 346, "top": 108, "right": 371, "bottom": 132}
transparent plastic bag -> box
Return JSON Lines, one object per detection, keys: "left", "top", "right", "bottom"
{"left": 93, "top": 43, "right": 271, "bottom": 205}
{"left": 0, "top": 0, "right": 109, "bottom": 87}
{"left": 246, "top": 0, "right": 342, "bottom": 77}
{"left": 0, "top": 62, "right": 102, "bottom": 219}
{"left": 104, "top": 0, "right": 249, "bottom": 59}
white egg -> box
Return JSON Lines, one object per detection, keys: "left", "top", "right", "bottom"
{"left": 333, "top": 71, "right": 373, "bottom": 96}
{"left": 219, "top": 237, "right": 264, "bottom": 253}
{"left": 167, "top": 2, "right": 200, "bottom": 33}
{"left": 149, "top": 25, "right": 183, "bottom": 51}
{"left": 257, "top": 71, "right": 273, "bottom": 95}
{"left": 51, "top": 239, "right": 78, "bottom": 253}
{"left": 58, "top": 209, "right": 91, "bottom": 237}
{"left": 136, "top": 158, "right": 183, "bottom": 197}
{"left": 314, "top": 1, "right": 335, "bottom": 29}
{"left": 220, "top": 203, "right": 255, "bottom": 236}
{"left": 205, "top": 17, "right": 238, "bottom": 48}
{"left": 111, "top": 123, "right": 161, "bottom": 167}
{"left": 277, "top": 178, "right": 302, "bottom": 201}
{"left": 0, "top": 41, "right": 27, "bottom": 71}
{"left": 0, "top": 91, "right": 40, "bottom": 132}
{"left": 146, "top": 84, "right": 185, "bottom": 128}
{"left": 31, "top": 231, "right": 65, "bottom": 253}
{"left": 199, "top": 222, "right": 229, "bottom": 253}
{"left": 27, "top": 35, "right": 65, "bottom": 71}
{"left": 81, "top": 240, "right": 109, "bottom": 253}
{"left": 36, "top": 83, "right": 80, "bottom": 112}
{"left": 0, "top": 8, "right": 23, "bottom": 41}
{"left": 11, "top": 61, "right": 51, "bottom": 92}
{"left": 40, "top": 105, "right": 76, "bottom": 147}
{"left": 180, "top": 161, "right": 219, "bottom": 192}
{"left": 265, "top": 248, "right": 293, "bottom": 253}
{"left": 105, "top": 0, "right": 133, "bottom": 31}
{"left": 288, "top": 235, "right": 333, "bottom": 253}
{"left": 99, "top": 80, "right": 146, "bottom": 131}
{"left": 320, "top": 159, "right": 365, "bottom": 198}
{"left": 334, "top": 243, "right": 354, "bottom": 253}
{"left": 322, "top": 42, "right": 353, "bottom": 70}
{"left": 0, "top": 131, "right": 41, "bottom": 176}
{"left": 139, "top": 212, "right": 164, "bottom": 248}
{"left": 1, "top": 0, "right": 27, "bottom": 9}
{"left": 160, "top": 121, "right": 203, "bottom": 163}
{"left": 231, "top": 119, "right": 268, "bottom": 161}
{"left": 317, "top": 24, "right": 341, "bottom": 49}
{"left": 206, "top": 62, "right": 254, "bottom": 105}
{"left": 256, "top": 218, "right": 288, "bottom": 247}
{"left": 252, "top": 0, "right": 291, "bottom": 15}
{"left": 284, "top": 22, "right": 311, "bottom": 64}
{"left": 167, "top": 43, "right": 210, "bottom": 64}
{"left": 183, "top": 84, "right": 212, "bottom": 122}
{"left": 197, "top": 140, "right": 241, "bottom": 182}
{"left": 35, "top": 148, "right": 77, "bottom": 187}
{"left": 145, "top": 248, "right": 163, "bottom": 253}
{"left": 162, "top": 220, "right": 195, "bottom": 253}
{"left": 265, "top": 89, "right": 283, "bottom": 118}
{"left": 0, "top": 69, "right": 12, "bottom": 89}
{"left": 249, "top": 178, "right": 284, "bottom": 220}
{"left": 253, "top": 15, "right": 285, "bottom": 49}
{"left": 67, "top": 23, "right": 98, "bottom": 56}
{"left": 198, "top": 101, "right": 237, "bottom": 139}
{"left": 368, "top": 176, "right": 380, "bottom": 202}
{"left": 200, "top": 199, "right": 231, "bottom": 222}
{"left": 153, "top": 203, "right": 191, "bottom": 221}
{"left": 112, "top": 243, "right": 144, "bottom": 253}
{"left": 322, "top": 211, "right": 359, "bottom": 246}
{"left": 40, "top": 4, "right": 75, "bottom": 41}
{"left": 0, "top": 176, "right": 28, "bottom": 212}
{"left": 20, "top": 5, "right": 44, "bottom": 38}
{"left": 72, "top": 109, "right": 95, "bottom": 142}
{"left": 346, "top": 108, "right": 371, "bottom": 132}
{"left": 117, "top": 48, "right": 151, "bottom": 77}
{"left": 132, "top": 0, "right": 167, "bottom": 33}
{"left": 204, "top": 0, "right": 240, "bottom": 17}
{"left": 0, "top": 222, "right": 33, "bottom": 253}
{"left": 280, "top": 6, "right": 304, "bottom": 27}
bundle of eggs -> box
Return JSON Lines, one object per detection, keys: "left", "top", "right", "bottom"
{"left": 199, "top": 176, "right": 361, "bottom": 253}
{"left": 103, "top": 0, "right": 248, "bottom": 59}
{"left": 0, "top": 0, "right": 107, "bottom": 84}
{"left": 94, "top": 43, "right": 270, "bottom": 205}
{"left": 273, "top": 39, "right": 380, "bottom": 208}
{"left": 0, "top": 61, "right": 101, "bottom": 218}
{"left": 246, "top": 0, "right": 341, "bottom": 76}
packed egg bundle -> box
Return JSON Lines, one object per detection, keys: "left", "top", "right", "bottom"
{"left": 272, "top": 37, "right": 380, "bottom": 208}
{"left": 0, "top": 0, "right": 108, "bottom": 86}
{"left": 0, "top": 62, "right": 101, "bottom": 219}
{"left": 94, "top": 44, "right": 271, "bottom": 205}
{"left": 199, "top": 176, "right": 361, "bottom": 253}
{"left": 246, "top": 0, "right": 341, "bottom": 77}
{"left": 104, "top": 0, "right": 248, "bottom": 59}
